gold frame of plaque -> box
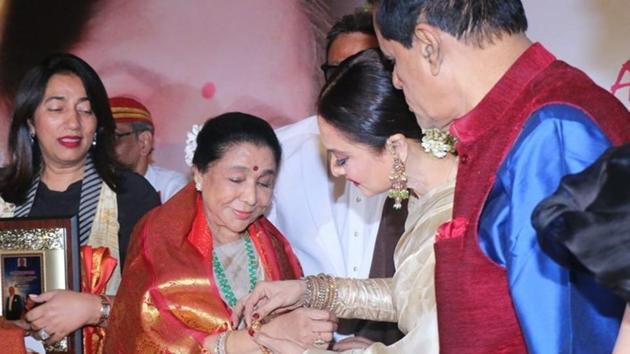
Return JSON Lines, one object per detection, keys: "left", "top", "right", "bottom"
{"left": 0, "top": 217, "right": 82, "bottom": 354}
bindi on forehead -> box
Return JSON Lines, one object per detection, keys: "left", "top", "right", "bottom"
{"left": 253, "top": 166, "right": 259, "bottom": 171}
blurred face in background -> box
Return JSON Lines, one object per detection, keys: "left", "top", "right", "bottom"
{"left": 327, "top": 32, "right": 378, "bottom": 65}
{"left": 70, "top": 0, "right": 324, "bottom": 172}
{"left": 113, "top": 121, "right": 144, "bottom": 170}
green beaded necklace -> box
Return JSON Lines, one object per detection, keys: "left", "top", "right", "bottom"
{"left": 212, "top": 234, "right": 258, "bottom": 308}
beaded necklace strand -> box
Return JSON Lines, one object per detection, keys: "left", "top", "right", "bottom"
{"left": 212, "top": 234, "right": 258, "bottom": 308}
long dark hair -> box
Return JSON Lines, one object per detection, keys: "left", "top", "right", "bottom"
{"left": 318, "top": 48, "right": 422, "bottom": 152}
{"left": 193, "top": 112, "right": 282, "bottom": 173}
{"left": 0, "top": 53, "right": 119, "bottom": 204}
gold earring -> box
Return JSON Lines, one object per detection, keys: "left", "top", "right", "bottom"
{"left": 387, "top": 143, "right": 409, "bottom": 210}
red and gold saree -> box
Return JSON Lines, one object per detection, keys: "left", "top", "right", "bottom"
{"left": 104, "top": 184, "right": 302, "bottom": 353}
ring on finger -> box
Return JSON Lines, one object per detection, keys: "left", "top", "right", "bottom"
{"left": 37, "top": 328, "right": 50, "bottom": 341}
{"left": 313, "top": 333, "right": 327, "bottom": 349}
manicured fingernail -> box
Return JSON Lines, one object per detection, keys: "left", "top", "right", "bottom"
{"left": 252, "top": 313, "right": 260, "bottom": 320}
{"left": 248, "top": 328, "right": 255, "bottom": 337}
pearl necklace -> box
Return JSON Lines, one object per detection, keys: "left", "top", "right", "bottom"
{"left": 212, "top": 234, "right": 258, "bottom": 308}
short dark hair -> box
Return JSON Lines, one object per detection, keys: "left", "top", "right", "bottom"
{"left": 318, "top": 48, "right": 422, "bottom": 151}
{"left": 193, "top": 112, "right": 282, "bottom": 173}
{"left": 0, "top": 53, "right": 119, "bottom": 204}
{"left": 374, "top": 0, "right": 528, "bottom": 47}
{"left": 325, "top": 9, "right": 376, "bottom": 58}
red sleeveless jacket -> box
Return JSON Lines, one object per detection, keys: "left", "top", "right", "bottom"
{"left": 435, "top": 43, "right": 630, "bottom": 353}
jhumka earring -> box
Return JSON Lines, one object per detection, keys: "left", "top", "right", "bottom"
{"left": 387, "top": 143, "right": 409, "bottom": 210}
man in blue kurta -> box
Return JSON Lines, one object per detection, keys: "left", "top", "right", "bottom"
{"left": 374, "top": 0, "right": 630, "bottom": 352}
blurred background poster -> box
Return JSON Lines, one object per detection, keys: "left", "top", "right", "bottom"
{"left": 0, "top": 0, "right": 627, "bottom": 174}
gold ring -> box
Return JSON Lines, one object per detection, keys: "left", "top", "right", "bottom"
{"left": 250, "top": 319, "right": 263, "bottom": 332}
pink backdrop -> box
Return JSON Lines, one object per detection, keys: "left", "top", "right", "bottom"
{"left": 0, "top": 0, "right": 333, "bottom": 174}
{"left": 0, "top": 0, "right": 627, "bottom": 175}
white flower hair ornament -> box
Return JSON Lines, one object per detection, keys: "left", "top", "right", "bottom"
{"left": 184, "top": 124, "right": 202, "bottom": 167}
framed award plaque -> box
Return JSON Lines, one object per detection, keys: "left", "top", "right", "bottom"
{"left": 0, "top": 217, "right": 82, "bottom": 354}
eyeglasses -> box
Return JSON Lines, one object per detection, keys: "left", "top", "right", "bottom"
{"left": 320, "top": 63, "right": 339, "bottom": 82}
{"left": 114, "top": 131, "right": 136, "bottom": 140}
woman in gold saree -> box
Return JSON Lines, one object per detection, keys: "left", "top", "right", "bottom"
{"left": 105, "top": 113, "right": 337, "bottom": 353}
{"left": 235, "top": 49, "right": 458, "bottom": 353}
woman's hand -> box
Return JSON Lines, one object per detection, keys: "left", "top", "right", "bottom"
{"left": 232, "top": 280, "right": 306, "bottom": 326}
{"left": 261, "top": 308, "right": 337, "bottom": 349}
{"left": 25, "top": 290, "right": 100, "bottom": 344}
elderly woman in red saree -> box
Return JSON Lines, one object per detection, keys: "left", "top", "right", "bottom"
{"left": 105, "top": 112, "right": 337, "bottom": 353}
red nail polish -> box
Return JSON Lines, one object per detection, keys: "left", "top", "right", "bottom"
{"left": 252, "top": 313, "right": 260, "bottom": 320}
{"left": 248, "top": 328, "right": 255, "bottom": 337}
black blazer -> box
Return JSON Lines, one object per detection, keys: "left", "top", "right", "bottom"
{"left": 4, "top": 294, "right": 24, "bottom": 320}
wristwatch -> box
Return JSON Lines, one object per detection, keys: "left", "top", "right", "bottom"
{"left": 97, "top": 294, "right": 112, "bottom": 326}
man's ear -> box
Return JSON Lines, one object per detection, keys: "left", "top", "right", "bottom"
{"left": 138, "top": 131, "right": 154, "bottom": 156}
{"left": 413, "top": 23, "right": 442, "bottom": 76}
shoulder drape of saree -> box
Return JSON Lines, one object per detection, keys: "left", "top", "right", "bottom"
{"left": 85, "top": 183, "right": 120, "bottom": 295}
{"left": 105, "top": 185, "right": 225, "bottom": 353}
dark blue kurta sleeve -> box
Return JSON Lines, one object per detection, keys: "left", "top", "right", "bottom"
{"left": 478, "top": 104, "right": 625, "bottom": 353}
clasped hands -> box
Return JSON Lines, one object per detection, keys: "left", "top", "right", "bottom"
{"left": 233, "top": 279, "right": 337, "bottom": 354}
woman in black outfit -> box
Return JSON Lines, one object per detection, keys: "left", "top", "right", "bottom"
{"left": 0, "top": 53, "right": 159, "bottom": 347}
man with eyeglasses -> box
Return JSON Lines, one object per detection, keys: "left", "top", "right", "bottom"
{"left": 321, "top": 10, "right": 379, "bottom": 81}
{"left": 110, "top": 96, "right": 188, "bottom": 203}
{"left": 267, "top": 8, "right": 404, "bottom": 350}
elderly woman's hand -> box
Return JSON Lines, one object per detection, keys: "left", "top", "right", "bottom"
{"left": 25, "top": 290, "right": 100, "bottom": 344}
{"left": 260, "top": 308, "right": 337, "bottom": 349}
{"left": 232, "top": 279, "right": 306, "bottom": 326}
